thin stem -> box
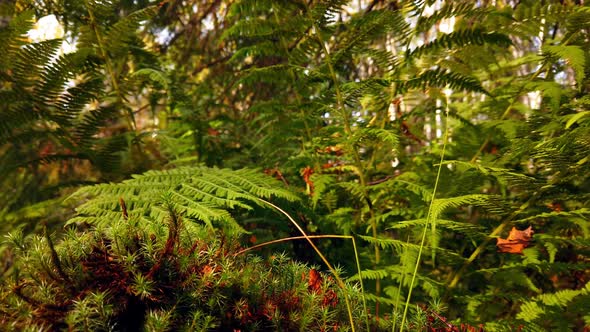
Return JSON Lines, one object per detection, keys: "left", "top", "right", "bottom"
{"left": 271, "top": 5, "right": 313, "bottom": 152}
{"left": 400, "top": 95, "right": 450, "bottom": 331}
{"left": 235, "top": 234, "right": 351, "bottom": 256}
{"left": 85, "top": 0, "right": 136, "bottom": 131}
{"left": 350, "top": 235, "right": 371, "bottom": 331}
{"left": 260, "top": 200, "right": 357, "bottom": 332}
{"left": 305, "top": 4, "right": 382, "bottom": 316}
{"left": 391, "top": 235, "right": 410, "bottom": 332}
{"left": 235, "top": 233, "right": 370, "bottom": 330}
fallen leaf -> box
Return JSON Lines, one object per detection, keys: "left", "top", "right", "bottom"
{"left": 496, "top": 226, "right": 534, "bottom": 254}
{"left": 508, "top": 225, "right": 534, "bottom": 242}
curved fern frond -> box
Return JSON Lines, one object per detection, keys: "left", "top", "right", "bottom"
{"left": 396, "top": 68, "right": 488, "bottom": 95}
{"left": 0, "top": 10, "right": 35, "bottom": 70}
{"left": 408, "top": 29, "right": 512, "bottom": 59}
{"left": 358, "top": 234, "right": 466, "bottom": 265}
{"left": 517, "top": 281, "right": 590, "bottom": 323}
{"left": 429, "top": 194, "right": 505, "bottom": 221}
{"left": 389, "top": 218, "right": 485, "bottom": 237}
{"left": 67, "top": 166, "right": 299, "bottom": 233}
{"left": 96, "top": 5, "right": 158, "bottom": 59}
{"left": 542, "top": 44, "right": 586, "bottom": 86}
{"left": 350, "top": 127, "right": 399, "bottom": 148}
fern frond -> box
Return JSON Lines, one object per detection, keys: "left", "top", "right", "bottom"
{"left": 396, "top": 68, "right": 488, "bottom": 95}
{"left": 390, "top": 177, "right": 433, "bottom": 202}
{"left": 444, "top": 160, "right": 540, "bottom": 190}
{"left": 362, "top": 292, "right": 397, "bottom": 306}
{"left": 430, "top": 194, "right": 505, "bottom": 221}
{"left": 309, "top": 0, "right": 348, "bottom": 27}
{"left": 68, "top": 166, "right": 298, "bottom": 233}
{"left": 310, "top": 173, "right": 336, "bottom": 209}
{"left": 408, "top": 29, "right": 512, "bottom": 59}
{"left": 131, "top": 68, "right": 169, "bottom": 90}
{"left": 513, "top": 208, "right": 590, "bottom": 224}
{"left": 478, "top": 262, "right": 590, "bottom": 277}
{"left": 341, "top": 78, "right": 389, "bottom": 101}
{"left": 542, "top": 44, "right": 586, "bottom": 86}
{"left": 0, "top": 9, "right": 35, "bottom": 69}
{"left": 389, "top": 218, "right": 485, "bottom": 237}
{"left": 332, "top": 9, "right": 410, "bottom": 66}
{"left": 351, "top": 127, "right": 399, "bottom": 148}
{"left": 73, "top": 106, "right": 119, "bottom": 146}
{"left": 13, "top": 39, "right": 62, "bottom": 85}
{"left": 505, "top": 2, "right": 571, "bottom": 39}
{"left": 228, "top": 0, "right": 299, "bottom": 18}
{"left": 237, "top": 64, "right": 299, "bottom": 86}
{"left": 357, "top": 234, "right": 466, "bottom": 265}
{"left": 349, "top": 268, "right": 389, "bottom": 281}
{"left": 517, "top": 282, "right": 590, "bottom": 322}
{"left": 104, "top": 6, "right": 158, "bottom": 58}
{"left": 225, "top": 16, "right": 277, "bottom": 41}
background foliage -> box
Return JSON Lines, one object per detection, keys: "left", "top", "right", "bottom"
{"left": 1, "top": 0, "right": 589, "bottom": 330}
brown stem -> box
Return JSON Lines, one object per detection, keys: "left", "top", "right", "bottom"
{"left": 43, "top": 225, "right": 71, "bottom": 286}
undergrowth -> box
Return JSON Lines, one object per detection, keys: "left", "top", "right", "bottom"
{"left": 1, "top": 196, "right": 369, "bottom": 331}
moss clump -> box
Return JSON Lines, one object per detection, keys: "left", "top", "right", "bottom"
{"left": 0, "top": 206, "right": 373, "bottom": 331}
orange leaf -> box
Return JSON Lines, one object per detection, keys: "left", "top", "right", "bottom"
{"left": 301, "top": 166, "right": 314, "bottom": 193}
{"left": 249, "top": 235, "right": 257, "bottom": 244}
{"left": 324, "top": 145, "right": 344, "bottom": 156}
{"left": 322, "top": 162, "right": 334, "bottom": 169}
{"left": 496, "top": 226, "right": 534, "bottom": 254}
{"left": 308, "top": 269, "right": 322, "bottom": 293}
{"left": 547, "top": 202, "right": 562, "bottom": 212}
{"left": 507, "top": 226, "right": 534, "bottom": 242}
{"left": 202, "top": 265, "right": 214, "bottom": 275}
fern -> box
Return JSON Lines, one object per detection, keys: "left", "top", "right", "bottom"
{"left": 396, "top": 68, "right": 488, "bottom": 95}
{"left": 103, "top": 6, "right": 158, "bottom": 58}
{"left": 357, "top": 235, "right": 466, "bottom": 265}
{"left": 542, "top": 44, "right": 586, "bottom": 86}
{"left": 408, "top": 28, "right": 512, "bottom": 59}
{"left": 3, "top": 0, "right": 590, "bottom": 330}
{"left": 517, "top": 282, "right": 590, "bottom": 329}
{"left": 67, "top": 166, "right": 298, "bottom": 233}
{"left": 0, "top": 2, "right": 168, "bottom": 234}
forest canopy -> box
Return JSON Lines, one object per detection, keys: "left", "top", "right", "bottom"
{"left": 0, "top": 0, "right": 589, "bottom": 331}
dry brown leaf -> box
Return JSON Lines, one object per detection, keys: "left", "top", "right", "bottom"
{"left": 496, "top": 226, "right": 534, "bottom": 254}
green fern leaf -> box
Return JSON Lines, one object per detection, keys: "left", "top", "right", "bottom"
{"left": 396, "top": 68, "right": 488, "bottom": 95}
{"left": 542, "top": 44, "right": 586, "bottom": 86}
{"left": 408, "top": 28, "right": 512, "bottom": 59}
{"left": 67, "top": 166, "right": 298, "bottom": 233}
